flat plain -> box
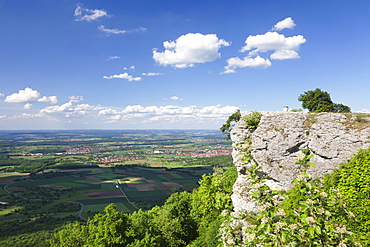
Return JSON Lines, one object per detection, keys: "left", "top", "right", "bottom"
{"left": 0, "top": 130, "right": 232, "bottom": 221}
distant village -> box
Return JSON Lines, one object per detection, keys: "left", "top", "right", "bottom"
{"left": 25, "top": 145, "right": 231, "bottom": 163}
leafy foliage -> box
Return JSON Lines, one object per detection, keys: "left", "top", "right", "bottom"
{"left": 333, "top": 103, "right": 351, "bottom": 113}
{"left": 298, "top": 88, "right": 351, "bottom": 112}
{"left": 242, "top": 111, "right": 263, "bottom": 131}
{"left": 233, "top": 148, "right": 362, "bottom": 246}
{"left": 220, "top": 110, "right": 241, "bottom": 140}
{"left": 324, "top": 148, "right": 370, "bottom": 244}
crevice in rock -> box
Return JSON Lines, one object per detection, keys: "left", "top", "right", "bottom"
{"left": 310, "top": 149, "right": 333, "bottom": 160}
{"left": 286, "top": 141, "right": 306, "bottom": 154}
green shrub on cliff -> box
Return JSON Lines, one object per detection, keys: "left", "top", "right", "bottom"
{"left": 324, "top": 148, "right": 370, "bottom": 244}
{"left": 238, "top": 149, "right": 362, "bottom": 246}
{"left": 242, "top": 111, "right": 263, "bottom": 131}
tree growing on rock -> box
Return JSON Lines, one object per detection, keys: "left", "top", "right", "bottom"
{"left": 220, "top": 110, "right": 241, "bottom": 140}
{"left": 298, "top": 88, "right": 351, "bottom": 113}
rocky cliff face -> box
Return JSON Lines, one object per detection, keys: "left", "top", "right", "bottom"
{"left": 229, "top": 112, "right": 370, "bottom": 241}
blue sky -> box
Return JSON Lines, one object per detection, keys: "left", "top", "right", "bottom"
{"left": 0, "top": 0, "right": 369, "bottom": 129}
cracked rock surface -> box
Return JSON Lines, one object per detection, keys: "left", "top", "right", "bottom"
{"left": 229, "top": 112, "right": 370, "bottom": 240}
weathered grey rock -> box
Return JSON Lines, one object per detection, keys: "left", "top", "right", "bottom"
{"left": 229, "top": 112, "right": 370, "bottom": 243}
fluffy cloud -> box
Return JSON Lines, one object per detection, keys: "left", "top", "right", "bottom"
{"left": 69, "top": 96, "right": 84, "bottom": 103}
{"left": 0, "top": 93, "right": 4, "bottom": 97}
{"left": 223, "top": 56, "right": 272, "bottom": 73}
{"left": 39, "top": 101, "right": 104, "bottom": 118}
{"left": 74, "top": 4, "right": 110, "bottom": 22}
{"left": 24, "top": 103, "right": 32, "bottom": 110}
{"left": 38, "top": 96, "right": 58, "bottom": 104}
{"left": 272, "top": 17, "right": 296, "bottom": 31}
{"left": 7, "top": 98, "right": 240, "bottom": 128}
{"left": 223, "top": 18, "right": 306, "bottom": 73}
{"left": 240, "top": 32, "right": 306, "bottom": 57}
{"left": 123, "top": 66, "right": 135, "bottom": 70}
{"left": 98, "top": 104, "right": 239, "bottom": 123}
{"left": 103, "top": 72, "right": 142, "bottom": 81}
{"left": 170, "top": 96, "right": 183, "bottom": 101}
{"left": 4, "top": 87, "right": 40, "bottom": 103}
{"left": 4, "top": 87, "right": 58, "bottom": 106}
{"left": 40, "top": 102, "right": 73, "bottom": 114}
{"left": 153, "top": 33, "right": 230, "bottom": 68}
{"left": 270, "top": 49, "right": 300, "bottom": 60}
{"left": 142, "top": 72, "right": 164, "bottom": 76}
{"left": 98, "top": 25, "right": 146, "bottom": 35}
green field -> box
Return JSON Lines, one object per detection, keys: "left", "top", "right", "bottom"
{"left": 1, "top": 165, "right": 213, "bottom": 218}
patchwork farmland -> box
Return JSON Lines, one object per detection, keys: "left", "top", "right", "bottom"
{"left": 2, "top": 165, "right": 213, "bottom": 219}
{"left": 0, "top": 129, "right": 232, "bottom": 241}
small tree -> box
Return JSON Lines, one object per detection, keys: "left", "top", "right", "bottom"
{"left": 298, "top": 88, "right": 333, "bottom": 112}
{"left": 220, "top": 110, "right": 241, "bottom": 140}
{"left": 333, "top": 103, "right": 351, "bottom": 113}
{"left": 298, "top": 88, "right": 350, "bottom": 112}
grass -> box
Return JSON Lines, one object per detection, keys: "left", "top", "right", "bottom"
{"left": 342, "top": 113, "right": 370, "bottom": 131}
{"left": 100, "top": 182, "right": 116, "bottom": 189}
{"left": 0, "top": 205, "right": 22, "bottom": 216}
{"left": 79, "top": 168, "right": 105, "bottom": 174}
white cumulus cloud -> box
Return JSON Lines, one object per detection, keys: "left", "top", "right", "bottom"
{"left": 123, "top": 66, "right": 135, "bottom": 70}
{"left": 40, "top": 102, "right": 73, "bottom": 114}
{"left": 4, "top": 87, "right": 40, "bottom": 103}
{"left": 223, "top": 56, "right": 272, "bottom": 73}
{"left": 170, "top": 96, "right": 183, "bottom": 101}
{"left": 270, "top": 49, "right": 301, "bottom": 60}
{"left": 74, "top": 4, "right": 110, "bottom": 22}
{"left": 24, "top": 103, "right": 32, "bottom": 110}
{"left": 103, "top": 72, "right": 142, "bottom": 81}
{"left": 98, "top": 104, "right": 239, "bottom": 125}
{"left": 272, "top": 17, "right": 296, "bottom": 31}
{"left": 38, "top": 96, "right": 58, "bottom": 104}
{"left": 153, "top": 33, "right": 230, "bottom": 68}
{"left": 223, "top": 18, "right": 306, "bottom": 73}
{"left": 69, "top": 96, "right": 84, "bottom": 103}
{"left": 240, "top": 32, "right": 306, "bottom": 56}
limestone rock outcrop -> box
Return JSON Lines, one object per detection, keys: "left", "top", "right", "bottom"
{"left": 229, "top": 112, "right": 370, "bottom": 241}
